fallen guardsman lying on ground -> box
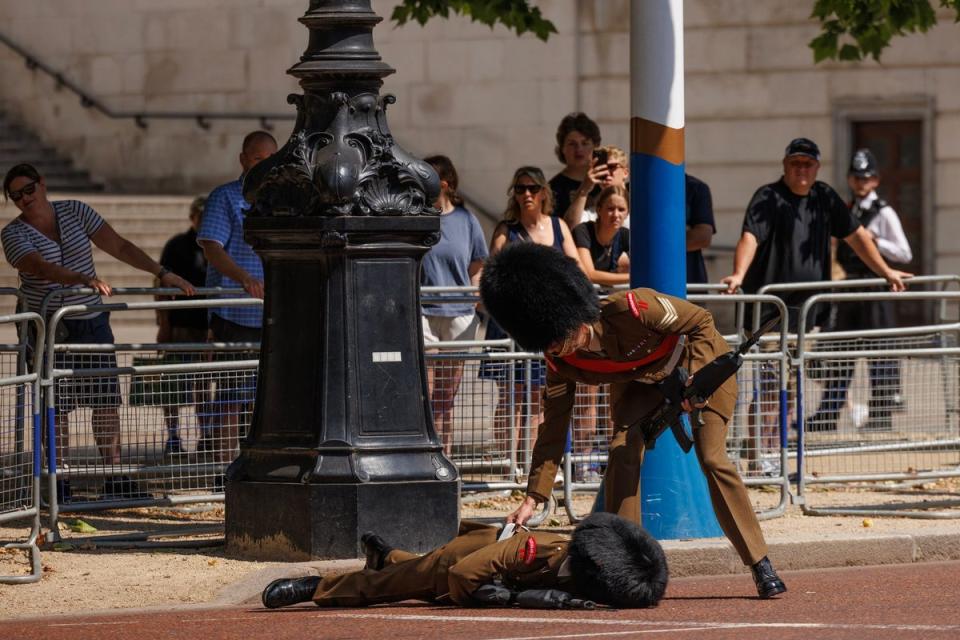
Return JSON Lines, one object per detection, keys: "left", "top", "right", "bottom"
{"left": 261, "top": 512, "right": 668, "bottom": 610}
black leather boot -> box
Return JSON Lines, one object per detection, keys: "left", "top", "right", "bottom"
{"left": 261, "top": 576, "right": 321, "bottom": 609}
{"left": 751, "top": 556, "right": 787, "bottom": 599}
{"left": 361, "top": 532, "right": 394, "bottom": 571}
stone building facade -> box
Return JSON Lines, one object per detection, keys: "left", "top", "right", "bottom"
{"left": 0, "top": 0, "right": 957, "bottom": 276}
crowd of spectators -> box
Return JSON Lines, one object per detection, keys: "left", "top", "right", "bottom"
{"left": 0, "top": 112, "right": 916, "bottom": 493}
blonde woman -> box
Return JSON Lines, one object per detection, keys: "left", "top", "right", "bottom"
{"left": 480, "top": 166, "right": 581, "bottom": 476}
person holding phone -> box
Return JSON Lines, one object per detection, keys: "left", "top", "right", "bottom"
{"left": 548, "top": 112, "right": 603, "bottom": 228}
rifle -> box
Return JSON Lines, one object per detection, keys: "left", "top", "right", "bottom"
{"left": 473, "top": 584, "right": 596, "bottom": 610}
{"left": 638, "top": 316, "right": 780, "bottom": 453}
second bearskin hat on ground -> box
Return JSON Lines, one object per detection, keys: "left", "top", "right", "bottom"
{"left": 567, "top": 512, "right": 669, "bottom": 608}
{"left": 479, "top": 243, "right": 600, "bottom": 352}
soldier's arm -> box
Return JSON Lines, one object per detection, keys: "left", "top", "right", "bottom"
{"left": 446, "top": 535, "right": 526, "bottom": 605}
{"left": 525, "top": 368, "right": 576, "bottom": 502}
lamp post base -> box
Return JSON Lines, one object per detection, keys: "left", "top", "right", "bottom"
{"left": 225, "top": 477, "right": 460, "bottom": 561}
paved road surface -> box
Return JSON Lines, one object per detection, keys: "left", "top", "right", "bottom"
{"left": 6, "top": 561, "right": 960, "bottom": 639}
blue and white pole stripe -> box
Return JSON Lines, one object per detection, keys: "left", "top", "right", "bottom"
{"left": 630, "top": 0, "right": 723, "bottom": 539}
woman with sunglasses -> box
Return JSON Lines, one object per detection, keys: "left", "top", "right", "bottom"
{"left": 1, "top": 163, "right": 195, "bottom": 500}
{"left": 479, "top": 166, "right": 581, "bottom": 479}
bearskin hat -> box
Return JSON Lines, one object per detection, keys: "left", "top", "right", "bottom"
{"left": 567, "top": 512, "right": 669, "bottom": 608}
{"left": 479, "top": 243, "right": 600, "bottom": 352}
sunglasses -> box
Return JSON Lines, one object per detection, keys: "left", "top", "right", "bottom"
{"left": 514, "top": 184, "right": 543, "bottom": 195}
{"left": 9, "top": 181, "right": 39, "bottom": 202}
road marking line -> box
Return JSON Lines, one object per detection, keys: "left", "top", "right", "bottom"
{"left": 41, "top": 611, "right": 960, "bottom": 634}
{"left": 311, "top": 612, "right": 960, "bottom": 633}
{"left": 483, "top": 628, "right": 710, "bottom": 640}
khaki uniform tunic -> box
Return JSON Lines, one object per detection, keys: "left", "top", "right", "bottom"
{"left": 527, "top": 288, "right": 767, "bottom": 565}
{"left": 311, "top": 521, "right": 573, "bottom": 607}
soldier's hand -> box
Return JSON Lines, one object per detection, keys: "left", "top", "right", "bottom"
{"left": 507, "top": 495, "right": 538, "bottom": 526}
{"left": 680, "top": 376, "right": 707, "bottom": 413}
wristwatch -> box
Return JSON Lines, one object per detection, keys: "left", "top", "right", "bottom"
{"left": 157, "top": 266, "right": 171, "bottom": 279}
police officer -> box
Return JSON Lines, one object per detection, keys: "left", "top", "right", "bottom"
{"left": 479, "top": 242, "right": 786, "bottom": 599}
{"left": 260, "top": 513, "right": 668, "bottom": 609}
{"left": 808, "top": 148, "right": 913, "bottom": 432}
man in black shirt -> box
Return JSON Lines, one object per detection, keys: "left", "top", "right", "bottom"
{"left": 722, "top": 137, "right": 909, "bottom": 328}
{"left": 157, "top": 196, "right": 210, "bottom": 454}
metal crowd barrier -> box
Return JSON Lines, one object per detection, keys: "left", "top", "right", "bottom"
{"left": 795, "top": 291, "right": 960, "bottom": 518}
{"left": 0, "top": 312, "right": 44, "bottom": 584}
{"left": 755, "top": 275, "right": 960, "bottom": 332}
{"left": 42, "top": 296, "right": 261, "bottom": 541}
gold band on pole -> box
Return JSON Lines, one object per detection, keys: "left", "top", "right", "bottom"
{"left": 630, "top": 117, "right": 684, "bottom": 165}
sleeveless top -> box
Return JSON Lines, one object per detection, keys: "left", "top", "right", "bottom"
{"left": 503, "top": 216, "right": 564, "bottom": 251}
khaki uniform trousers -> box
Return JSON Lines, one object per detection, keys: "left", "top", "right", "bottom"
{"left": 605, "top": 378, "right": 768, "bottom": 566}
{"left": 311, "top": 522, "right": 496, "bottom": 607}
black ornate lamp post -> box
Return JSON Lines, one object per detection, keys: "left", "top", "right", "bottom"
{"left": 224, "top": 0, "right": 460, "bottom": 560}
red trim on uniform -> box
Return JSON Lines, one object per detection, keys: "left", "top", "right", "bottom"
{"left": 626, "top": 291, "right": 648, "bottom": 318}
{"left": 558, "top": 335, "right": 679, "bottom": 373}
{"left": 520, "top": 537, "right": 537, "bottom": 565}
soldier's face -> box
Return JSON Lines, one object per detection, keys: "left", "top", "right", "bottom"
{"left": 546, "top": 324, "right": 591, "bottom": 357}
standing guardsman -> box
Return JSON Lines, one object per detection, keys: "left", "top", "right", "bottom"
{"left": 479, "top": 242, "right": 787, "bottom": 599}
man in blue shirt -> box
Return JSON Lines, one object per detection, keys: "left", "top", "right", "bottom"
{"left": 197, "top": 130, "right": 277, "bottom": 463}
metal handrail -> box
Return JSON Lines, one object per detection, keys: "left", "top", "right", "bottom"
{"left": 0, "top": 31, "right": 293, "bottom": 130}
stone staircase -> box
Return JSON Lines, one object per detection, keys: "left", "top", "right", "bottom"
{"left": 0, "top": 195, "right": 197, "bottom": 343}
{"left": 0, "top": 112, "right": 103, "bottom": 192}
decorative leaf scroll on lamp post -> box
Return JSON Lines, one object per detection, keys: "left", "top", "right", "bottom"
{"left": 224, "top": 0, "right": 460, "bottom": 561}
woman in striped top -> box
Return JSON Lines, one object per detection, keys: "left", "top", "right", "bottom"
{"left": 1, "top": 163, "right": 194, "bottom": 499}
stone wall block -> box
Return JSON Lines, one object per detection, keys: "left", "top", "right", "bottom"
{"left": 539, "top": 80, "right": 579, "bottom": 130}
{"left": 934, "top": 207, "right": 960, "bottom": 254}
{"left": 936, "top": 114, "right": 960, "bottom": 162}
{"left": 500, "top": 35, "right": 575, "bottom": 81}
{"left": 929, "top": 69, "right": 960, "bottom": 110}
{"left": 686, "top": 117, "right": 829, "bottom": 164}
{"left": 746, "top": 24, "right": 821, "bottom": 71}
{"left": 687, "top": 72, "right": 828, "bottom": 119}
{"left": 378, "top": 40, "right": 426, "bottom": 84}
{"left": 685, "top": 0, "right": 747, "bottom": 28}
{"left": 70, "top": 13, "right": 144, "bottom": 55}
{"left": 578, "top": 78, "right": 629, "bottom": 123}
{"left": 578, "top": 33, "right": 629, "bottom": 77}
{"left": 578, "top": 0, "right": 629, "bottom": 34}
{"left": 89, "top": 56, "right": 124, "bottom": 98}
{"left": 826, "top": 68, "right": 929, "bottom": 99}
{"left": 686, "top": 27, "right": 748, "bottom": 73}
{"left": 165, "top": 9, "right": 231, "bottom": 52}
{"left": 425, "top": 41, "right": 468, "bottom": 83}
{"left": 228, "top": 8, "right": 299, "bottom": 49}
{"left": 937, "top": 162, "right": 960, "bottom": 207}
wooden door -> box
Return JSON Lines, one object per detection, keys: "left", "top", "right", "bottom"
{"left": 853, "top": 120, "right": 925, "bottom": 323}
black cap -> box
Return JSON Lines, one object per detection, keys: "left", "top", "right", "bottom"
{"left": 849, "top": 148, "right": 878, "bottom": 178}
{"left": 784, "top": 137, "right": 821, "bottom": 161}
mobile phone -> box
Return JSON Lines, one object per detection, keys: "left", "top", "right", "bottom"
{"left": 592, "top": 148, "right": 608, "bottom": 167}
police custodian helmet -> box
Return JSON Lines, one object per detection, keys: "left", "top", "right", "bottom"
{"left": 568, "top": 512, "right": 669, "bottom": 608}
{"left": 479, "top": 242, "right": 601, "bottom": 353}
{"left": 849, "top": 148, "right": 879, "bottom": 178}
